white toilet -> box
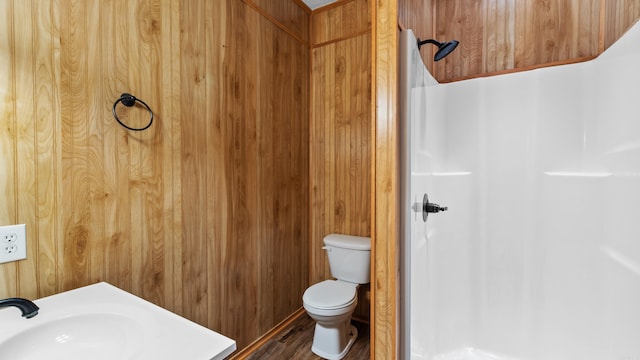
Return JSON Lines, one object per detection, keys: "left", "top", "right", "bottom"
{"left": 303, "top": 234, "right": 371, "bottom": 360}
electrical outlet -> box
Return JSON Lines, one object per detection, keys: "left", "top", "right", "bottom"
{"left": 3, "top": 233, "right": 17, "bottom": 243}
{"left": 0, "top": 224, "right": 26, "bottom": 264}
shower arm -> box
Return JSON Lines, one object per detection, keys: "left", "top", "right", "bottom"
{"left": 417, "top": 39, "right": 441, "bottom": 50}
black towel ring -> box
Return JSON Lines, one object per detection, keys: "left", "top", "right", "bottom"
{"left": 112, "top": 93, "right": 154, "bottom": 131}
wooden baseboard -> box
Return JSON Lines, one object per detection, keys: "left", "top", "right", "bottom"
{"left": 229, "top": 308, "right": 307, "bottom": 360}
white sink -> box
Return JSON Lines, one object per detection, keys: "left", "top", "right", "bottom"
{"left": 0, "top": 282, "right": 236, "bottom": 360}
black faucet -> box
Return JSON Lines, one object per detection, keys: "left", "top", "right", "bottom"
{"left": 0, "top": 298, "right": 39, "bottom": 319}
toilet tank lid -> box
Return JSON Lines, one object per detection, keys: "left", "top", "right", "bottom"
{"left": 323, "top": 234, "right": 371, "bottom": 250}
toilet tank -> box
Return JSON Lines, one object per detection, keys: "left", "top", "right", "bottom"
{"left": 323, "top": 234, "right": 371, "bottom": 284}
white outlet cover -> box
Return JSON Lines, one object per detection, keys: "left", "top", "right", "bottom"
{"left": 0, "top": 224, "right": 26, "bottom": 264}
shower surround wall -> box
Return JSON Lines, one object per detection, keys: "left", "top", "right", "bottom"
{"left": 401, "top": 22, "right": 640, "bottom": 360}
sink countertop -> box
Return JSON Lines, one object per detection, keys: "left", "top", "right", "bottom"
{"left": 0, "top": 282, "right": 236, "bottom": 360}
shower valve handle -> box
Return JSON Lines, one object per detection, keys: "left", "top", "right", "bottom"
{"left": 425, "top": 203, "right": 448, "bottom": 213}
{"left": 422, "top": 193, "right": 447, "bottom": 222}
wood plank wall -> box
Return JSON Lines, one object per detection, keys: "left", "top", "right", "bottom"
{"left": 311, "top": 0, "right": 371, "bottom": 46}
{"left": 399, "top": 0, "right": 640, "bottom": 82}
{"left": 603, "top": 0, "right": 640, "bottom": 49}
{"left": 398, "top": 0, "right": 435, "bottom": 66}
{"left": 0, "top": 0, "right": 309, "bottom": 352}
{"left": 309, "top": 0, "right": 372, "bottom": 322}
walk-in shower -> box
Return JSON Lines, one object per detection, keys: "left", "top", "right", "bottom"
{"left": 400, "top": 22, "right": 640, "bottom": 360}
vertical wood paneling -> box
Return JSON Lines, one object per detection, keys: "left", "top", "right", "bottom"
{"left": 398, "top": 0, "right": 436, "bottom": 66}
{"left": 204, "top": 0, "right": 226, "bottom": 334}
{"left": 164, "top": 0, "right": 182, "bottom": 315}
{"left": 101, "top": 0, "right": 133, "bottom": 295}
{"left": 311, "top": 0, "right": 371, "bottom": 46}
{"left": 180, "top": 0, "right": 207, "bottom": 325}
{"left": 86, "top": 0, "right": 104, "bottom": 289}
{"left": 483, "top": 0, "right": 516, "bottom": 73}
{"left": 0, "top": 0, "right": 309, "bottom": 352}
{"left": 0, "top": 0, "right": 18, "bottom": 297}
{"left": 257, "top": 16, "right": 276, "bottom": 332}
{"left": 514, "top": 0, "right": 598, "bottom": 65}
{"left": 256, "top": 15, "right": 309, "bottom": 328}
{"left": 227, "top": 2, "right": 260, "bottom": 342}
{"left": 398, "top": 0, "right": 434, "bottom": 35}
{"left": 250, "top": 0, "right": 310, "bottom": 43}
{"left": 60, "top": 0, "right": 91, "bottom": 290}
{"left": 34, "top": 0, "right": 60, "bottom": 297}
{"left": 138, "top": 0, "right": 165, "bottom": 306}
{"left": 423, "top": 0, "right": 640, "bottom": 82}
{"left": 310, "top": 2, "right": 371, "bottom": 322}
{"left": 2, "top": 1, "right": 638, "bottom": 357}
{"left": 127, "top": 0, "right": 144, "bottom": 299}
{"left": 14, "top": 0, "right": 38, "bottom": 300}
{"left": 604, "top": 0, "right": 640, "bottom": 49}
{"left": 435, "top": 0, "right": 485, "bottom": 80}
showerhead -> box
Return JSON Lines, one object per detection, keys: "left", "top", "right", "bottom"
{"left": 417, "top": 38, "right": 459, "bottom": 61}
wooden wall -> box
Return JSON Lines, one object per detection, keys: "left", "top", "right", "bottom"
{"left": 0, "top": 0, "right": 309, "bottom": 352}
{"left": 372, "top": 0, "right": 398, "bottom": 358}
{"left": 604, "top": 0, "right": 640, "bottom": 48}
{"left": 309, "top": 0, "right": 372, "bottom": 321}
{"left": 399, "top": 0, "right": 640, "bottom": 82}
{"left": 398, "top": 0, "right": 435, "bottom": 65}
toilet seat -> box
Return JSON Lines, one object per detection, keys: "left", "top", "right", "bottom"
{"left": 303, "top": 280, "right": 357, "bottom": 310}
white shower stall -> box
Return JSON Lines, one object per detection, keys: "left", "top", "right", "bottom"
{"left": 399, "top": 22, "right": 640, "bottom": 360}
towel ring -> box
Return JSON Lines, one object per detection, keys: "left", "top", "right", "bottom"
{"left": 112, "top": 93, "right": 154, "bottom": 131}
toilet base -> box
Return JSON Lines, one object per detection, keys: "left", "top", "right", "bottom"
{"left": 311, "top": 324, "right": 358, "bottom": 360}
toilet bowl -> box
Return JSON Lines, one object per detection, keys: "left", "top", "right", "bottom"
{"left": 303, "top": 234, "right": 371, "bottom": 360}
{"left": 303, "top": 280, "right": 359, "bottom": 359}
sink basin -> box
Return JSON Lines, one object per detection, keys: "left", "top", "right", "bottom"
{"left": 0, "top": 282, "right": 236, "bottom": 360}
{"left": 0, "top": 313, "right": 144, "bottom": 359}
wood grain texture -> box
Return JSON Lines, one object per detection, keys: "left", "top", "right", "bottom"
{"left": 0, "top": 0, "right": 18, "bottom": 298}
{"left": 34, "top": 0, "right": 60, "bottom": 297}
{"left": 311, "top": 0, "right": 371, "bottom": 46}
{"left": 309, "top": 29, "right": 372, "bottom": 322}
{"left": 3, "top": 0, "right": 639, "bottom": 357}
{"left": 248, "top": 0, "right": 310, "bottom": 44}
{"left": 231, "top": 308, "right": 307, "bottom": 360}
{"left": 372, "top": 0, "right": 398, "bottom": 358}
{"left": 398, "top": 0, "right": 435, "bottom": 62}
{"left": 604, "top": 0, "right": 640, "bottom": 49}
{"left": 0, "top": 0, "right": 309, "bottom": 352}
{"left": 401, "top": 0, "right": 640, "bottom": 82}
{"left": 242, "top": 312, "right": 370, "bottom": 360}
{"left": 14, "top": 0, "right": 38, "bottom": 300}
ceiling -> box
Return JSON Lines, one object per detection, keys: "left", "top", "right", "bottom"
{"left": 301, "top": 0, "right": 338, "bottom": 10}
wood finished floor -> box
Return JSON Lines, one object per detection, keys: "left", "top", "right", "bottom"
{"left": 244, "top": 314, "right": 370, "bottom": 360}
